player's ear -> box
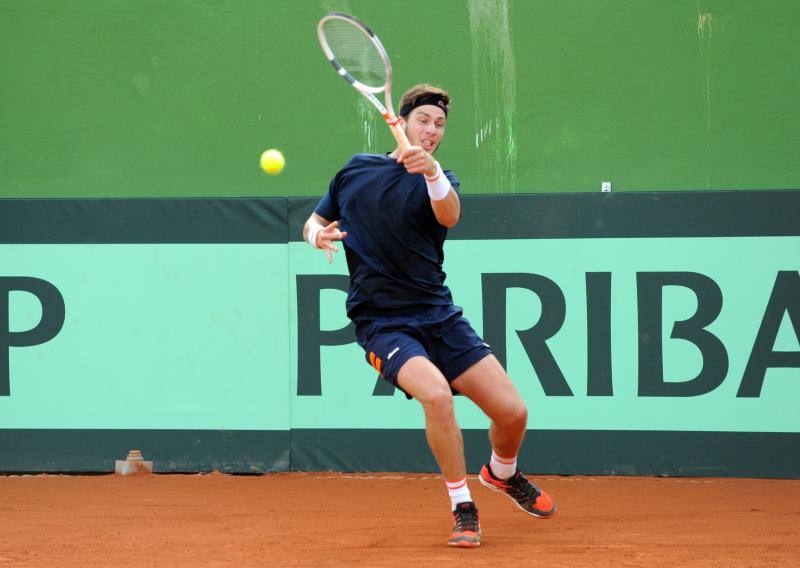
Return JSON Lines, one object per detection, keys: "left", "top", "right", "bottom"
{"left": 397, "top": 115, "right": 406, "bottom": 128}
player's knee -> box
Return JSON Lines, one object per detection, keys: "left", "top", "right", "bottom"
{"left": 420, "top": 387, "right": 455, "bottom": 423}
{"left": 498, "top": 402, "right": 528, "bottom": 432}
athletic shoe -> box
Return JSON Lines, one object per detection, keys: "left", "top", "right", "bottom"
{"left": 448, "top": 501, "right": 481, "bottom": 548}
{"left": 479, "top": 464, "right": 556, "bottom": 518}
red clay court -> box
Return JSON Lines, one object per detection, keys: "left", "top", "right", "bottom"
{"left": 1, "top": 472, "right": 798, "bottom": 567}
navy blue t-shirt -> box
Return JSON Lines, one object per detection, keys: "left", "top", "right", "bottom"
{"left": 314, "top": 153, "right": 461, "bottom": 318}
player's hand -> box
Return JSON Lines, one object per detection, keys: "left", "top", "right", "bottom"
{"left": 317, "top": 220, "right": 347, "bottom": 264}
{"left": 396, "top": 146, "right": 437, "bottom": 177}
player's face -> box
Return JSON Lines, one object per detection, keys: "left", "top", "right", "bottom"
{"left": 403, "top": 105, "right": 447, "bottom": 154}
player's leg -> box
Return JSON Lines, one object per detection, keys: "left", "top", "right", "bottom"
{"left": 450, "top": 353, "right": 527, "bottom": 459}
{"left": 429, "top": 306, "right": 555, "bottom": 519}
{"left": 452, "top": 354, "right": 555, "bottom": 518}
{"left": 356, "top": 318, "right": 481, "bottom": 547}
{"left": 397, "top": 356, "right": 466, "bottom": 481}
{"left": 430, "top": 309, "right": 527, "bottom": 459}
{"left": 397, "top": 357, "right": 480, "bottom": 547}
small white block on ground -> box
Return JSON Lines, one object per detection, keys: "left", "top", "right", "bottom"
{"left": 115, "top": 449, "right": 154, "bottom": 475}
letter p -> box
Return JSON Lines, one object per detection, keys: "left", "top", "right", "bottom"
{"left": 1, "top": 277, "right": 65, "bottom": 396}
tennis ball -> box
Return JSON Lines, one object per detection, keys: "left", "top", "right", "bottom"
{"left": 260, "top": 149, "right": 285, "bottom": 175}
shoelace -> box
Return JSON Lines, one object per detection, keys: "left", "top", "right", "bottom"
{"left": 453, "top": 507, "right": 479, "bottom": 532}
{"left": 507, "top": 472, "right": 541, "bottom": 502}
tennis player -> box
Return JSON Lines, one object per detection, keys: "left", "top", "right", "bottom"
{"left": 303, "top": 84, "right": 555, "bottom": 548}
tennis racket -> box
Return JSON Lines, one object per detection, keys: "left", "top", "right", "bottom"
{"left": 317, "top": 12, "right": 409, "bottom": 151}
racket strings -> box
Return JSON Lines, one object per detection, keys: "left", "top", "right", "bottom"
{"left": 322, "top": 19, "right": 387, "bottom": 88}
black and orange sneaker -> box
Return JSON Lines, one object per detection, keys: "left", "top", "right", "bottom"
{"left": 448, "top": 501, "right": 481, "bottom": 548}
{"left": 479, "top": 464, "right": 556, "bottom": 518}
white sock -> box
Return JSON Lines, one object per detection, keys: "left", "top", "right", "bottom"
{"left": 446, "top": 478, "right": 472, "bottom": 511}
{"left": 490, "top": 450, "right": 517, "bottom": 480}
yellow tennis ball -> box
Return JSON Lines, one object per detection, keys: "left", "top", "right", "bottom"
{"left": 260, "top": 149, "right": 285, "bottom": 174}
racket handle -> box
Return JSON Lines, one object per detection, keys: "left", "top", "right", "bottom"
{"left": 389, "top": 122, "right": 410, "bottom": 152}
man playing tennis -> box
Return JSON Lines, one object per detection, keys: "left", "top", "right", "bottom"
{"left": 303, "top": 84, "right": 555, "bottom": 548}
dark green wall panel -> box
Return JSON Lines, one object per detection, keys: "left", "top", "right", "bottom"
{"left": 291, "top": 429, "right": 800, "bottom": 478}
{"left": 0, "top": 429, "right": 290, "bottom": 473}
{"left": 3, "top": 429, "right": 797, "bottom": 478}
{"left": 5, "top": 190, "right": 797, "bottom": 245}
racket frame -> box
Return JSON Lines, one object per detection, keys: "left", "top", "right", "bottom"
{"left": 317, "top": 12, "right": 409, "bottom": 150}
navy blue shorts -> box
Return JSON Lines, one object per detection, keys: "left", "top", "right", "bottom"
{"left": 353, "top": 305, "right": 492, "bottom": 398}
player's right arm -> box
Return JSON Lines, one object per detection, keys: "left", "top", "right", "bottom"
{"left": 396, "top": 146, "right": 460, "bottom": 228}
{"left": 303, "top": 213, "right": 348, "bottom": 264}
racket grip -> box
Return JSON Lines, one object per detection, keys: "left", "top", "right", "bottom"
{"left": 389, "top": 123, "right": 410, "bottom": 152}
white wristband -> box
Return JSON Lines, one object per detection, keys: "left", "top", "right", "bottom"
{"left": 306, "top": 224, "right": 322, "bottom": 249}
{"left": 425, "top": 161, "right": 451, "bottom": 201}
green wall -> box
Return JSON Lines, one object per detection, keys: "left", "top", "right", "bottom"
{"left": 2, "top": 0, "right": 798, "bottom": 198}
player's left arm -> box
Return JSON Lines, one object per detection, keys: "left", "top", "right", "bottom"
{"left": 304, "top": 212, "right": 347, "bottom": 264}
{"left": 397, "top": 146, "right": 460, "bottom": 228}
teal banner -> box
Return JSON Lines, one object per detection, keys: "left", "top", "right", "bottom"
{"left": 1, "top": 244, "right": 290, "bottom": 430}
{"left": 290, "top": 239, "right": 800, "bottom": 433}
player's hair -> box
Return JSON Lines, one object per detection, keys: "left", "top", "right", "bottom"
{"left": 398, "top": 84, "right": 451, "bottom": 117}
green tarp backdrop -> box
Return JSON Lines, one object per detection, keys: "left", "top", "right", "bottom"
{"left": 1, "top": 1, "right": 799, "bottom": 198}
